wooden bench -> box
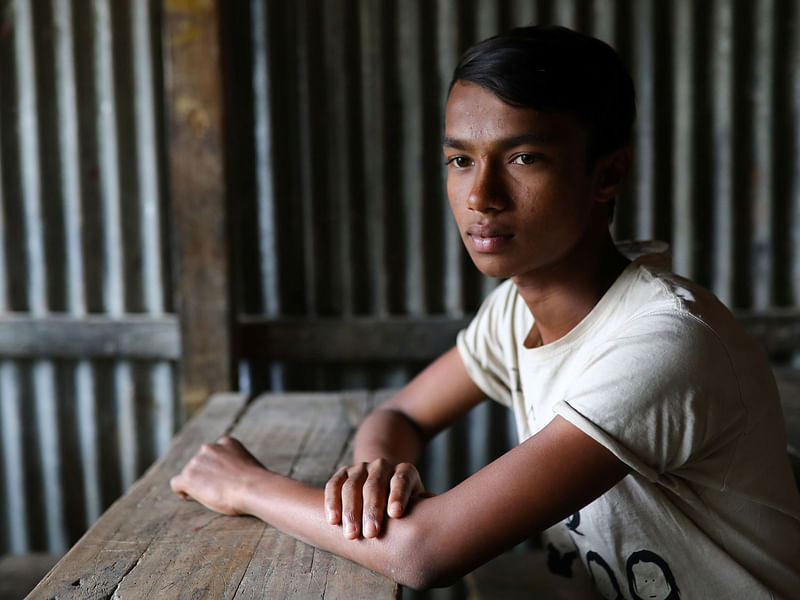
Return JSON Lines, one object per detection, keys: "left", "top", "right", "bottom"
{"left": 26, "top": 391, "right": 400, "bottom": 599}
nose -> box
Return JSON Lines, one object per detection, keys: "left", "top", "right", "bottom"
{"left": 467, "top": 163, "right": 508, "bottom": 213}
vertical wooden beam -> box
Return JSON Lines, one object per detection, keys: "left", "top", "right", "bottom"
{"left": 162, "top": 0, "right": 232, "bottom": 415}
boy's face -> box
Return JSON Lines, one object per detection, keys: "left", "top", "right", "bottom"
{"left": 443, "top": 81, "right": 615, "bottom": 283}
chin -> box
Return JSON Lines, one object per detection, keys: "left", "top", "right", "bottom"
{"left": 469, "top": 256, "right": 517, "bottom": 279}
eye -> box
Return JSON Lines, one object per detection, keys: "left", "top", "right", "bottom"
{"left": 446, "top": 156, "right": 473, "bottom": 169}
{"left": 511, "top": 153, "right": 538, "bottom": 165}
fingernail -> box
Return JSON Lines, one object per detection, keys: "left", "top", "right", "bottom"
{"left": 364, "top": 520, "right": 378, "bottom": 537}
{"left": 344, "top": 522, "right": 356, "bottom": 537}
{"left": 389, "top": 501, "right": 403, "bottom": 517}
{"left": 327, "top": 509, "right": 338, "bottom": 524}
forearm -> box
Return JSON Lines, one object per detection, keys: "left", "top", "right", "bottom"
{"left": 353, "top": 347, "right": 485, "bottom": 465}
{"left": 237, "top": 447, "right": 560, "bottom": 590}
{"left": 353, "top": 407, "right": 427, "bottom": 464}
{"left": 238, "top": 469, "right": 432, "bottom": 588}
{"left": 173, "top": 416, "right": 630, "bottom": 590}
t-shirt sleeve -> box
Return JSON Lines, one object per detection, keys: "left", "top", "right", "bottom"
{"left": 553, "top": 312, "right": 748, "bottom": 487}
{"left": 456, "top": 280, "right": 520, "bottom": 407}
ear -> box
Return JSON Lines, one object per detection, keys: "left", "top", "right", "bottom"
{"left": 593, "top": 146, "right": 632, "bottom": 203}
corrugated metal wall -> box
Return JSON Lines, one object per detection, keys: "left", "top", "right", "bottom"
{"left": 229, "top": 0, "right": 800, "bottom": 379}
{"left": 224, "top": 0, "right": 800, "bottom": 500}
{"left": 2, "top": 0, "right": 800, "bottom": 563}
{"left": 0, "top": 0, "right": 178, "bottom": 554}
{"left": 225, "top": 0, "right": 800, "bottom": 324}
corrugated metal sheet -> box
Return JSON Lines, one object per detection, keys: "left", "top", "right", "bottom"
{"left": 228, "top": 0, "right": 799, "bottom": 364}
{"left": 0, "top": 0, "right": 178, "bottom": 553}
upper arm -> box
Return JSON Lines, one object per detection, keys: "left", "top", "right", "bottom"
{"left": 390, "top": 415, "right": 630, "bottom": 588}
{"left": 379, "top": 346, "right": 488, "bottom": 440}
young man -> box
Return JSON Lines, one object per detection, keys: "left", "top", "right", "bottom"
{"left": 171, "top": 26, "right": 800, "bottom": 596}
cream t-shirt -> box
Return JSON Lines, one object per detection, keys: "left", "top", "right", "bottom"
{"left": 457, "top": 253, "right": 800, "bottom": 599}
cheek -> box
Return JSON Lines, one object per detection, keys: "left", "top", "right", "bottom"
{"left": 446, "top": 177, "right": 468, "bottom": 214}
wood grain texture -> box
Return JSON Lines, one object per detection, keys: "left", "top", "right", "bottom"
{"left": 26, "top": 392, "right": 400, "bottom": 599}
{"left": 237, "top": 312, "right": 800, "bottom": 363}
{"left": 238, "top": 316, "right": 471, "bottom": 361}
{"left": 26, "top": 392, "right": 250, "bottom": 599}
{"left": 224, "top": 391, "right": 397, "bottom": 599}
{"left": 0, "top": 314, "right": 180, "bottom": 359}
{"left": 163, "top": 0, "right": 233, "bottom": 415}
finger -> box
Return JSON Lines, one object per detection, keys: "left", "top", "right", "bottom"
{"left": 341, "top": 464, "right": 368, "bottom": 539}
{"left": 362, "top": 459, "right": 392, "bottom": 538}
{"left": 216, "top": 435, "right": 245, "bottom": 451}
{"left": 169, "top": 474, "right": 189, "bottom": 500}
{"left": 387, "top": 463, "right": 421, "bottom": 518}
{"left": 324, "top": 467, "right": 348, "bottom": 525}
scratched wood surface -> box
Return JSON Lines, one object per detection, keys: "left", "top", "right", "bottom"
{"left": 27, "top": 391, "right": 400, "bottom": 599}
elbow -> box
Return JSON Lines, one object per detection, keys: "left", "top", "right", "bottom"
{"left": 391, "top": 557, "right": 434, "bottom": 592}
{"left": 390, "top": 563, "right": 438, "bottom": 592}
{"left": 387, "top": 521, "right": 461, "bottom": 591}
{"left": 393, "top": 563, "right": 460, "bottom": 592}
{"left": 399, "top": 571, "right": 460, "bottom": 593}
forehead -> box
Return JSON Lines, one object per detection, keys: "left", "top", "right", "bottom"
{"left": 444, "top": 81, "right": 588, "bottom": 148}
{"left": 632, "top": 562, "right": 664, "bottom": 577}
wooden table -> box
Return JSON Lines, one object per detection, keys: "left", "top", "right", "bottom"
{"left": 27, "top": 391, "right": 401, "bottom": 599}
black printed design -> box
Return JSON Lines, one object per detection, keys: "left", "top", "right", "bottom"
{"left": 546, "top": 543, "right": 577, "bottom": 578}
{"left": 564, "top": 511, "right": 584, "bottom": 535}
{"left": 511, "top": 367, "right": 523, "bottom": 393}
{"left": 586, "top": 551, "right": 623, "bottom": 600}
{"left": 626, "top": 549, "right": 680, "bottom": 600}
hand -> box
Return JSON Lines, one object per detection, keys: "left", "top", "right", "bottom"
{"left": 324, "top": 459, "right": 429, "bottom": 539}
{"left": 170, "top": 436, "right": 267, "bottom": 516}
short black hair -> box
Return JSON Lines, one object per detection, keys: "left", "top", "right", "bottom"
{"left": 450, "top": 25, "right": 636, "bottom": 163}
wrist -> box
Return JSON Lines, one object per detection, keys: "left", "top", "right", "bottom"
{"left": 233, "top": 465, "right": 279, "bottom": 516}
{"left": 354, "top": 409, "right": 425, "bottom": 464}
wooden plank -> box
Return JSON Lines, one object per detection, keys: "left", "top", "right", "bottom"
{"left": 28, "top": 392, "right": 398, "bottom": 599}
{"left": 108, "top": 392, "right": 395, "bottom": 599}
{"left": 238, "top": 316, "right": 471, "bottom": 361}
{"left": 736, "top": 310, "right": 800, "bottom": 357}
{"left": 225, "top": 391, "right": 397, "bottom": 599}
{"left": 0, "top": 314, "right": 180, "bottom": 359}
{"left": 26, "top": 393, "right": 250, "bottom": 599}
{"left": 238, "top": 311, "right": 800, "bottom": 363}
{"left": 163, "top": 0, "right": 232, "bottom": 415}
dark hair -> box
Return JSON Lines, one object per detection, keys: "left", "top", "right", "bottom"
{"left": 450, "top": 25, "right": 636, "bottom": 164}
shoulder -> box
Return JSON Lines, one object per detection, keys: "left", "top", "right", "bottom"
{"left": 460, "top": 278, "right": 529, "bottom": 346}
{"left": 558, "top": 262, "right": 780, "bottom": 476}
{"left": 621, "top": 260, "right": 770, "bottom": 379}
{"left": 581, "top": 263, "right": 753, "bottom": 406}
{"left": 607, "top": 257, "right": 750, "bottom": 347}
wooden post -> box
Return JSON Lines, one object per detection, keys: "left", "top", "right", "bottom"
{"left": 162, "top": 0, "right": 232, "bottom": 415}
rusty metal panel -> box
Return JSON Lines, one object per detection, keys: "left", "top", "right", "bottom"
{"left": 0, "top": 0, "right": 178, "bottom": 554}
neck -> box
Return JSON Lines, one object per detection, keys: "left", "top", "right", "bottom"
{"left": 513, "top": 226, "right": 629, "bottom": 347}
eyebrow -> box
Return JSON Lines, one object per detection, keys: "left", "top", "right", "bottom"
{"left": 442, "top": 132, "right": 555, "bottom": 150}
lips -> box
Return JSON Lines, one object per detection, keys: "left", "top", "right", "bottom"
{"left": 466, "top": 223, "right": 514, "bottom": 252}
